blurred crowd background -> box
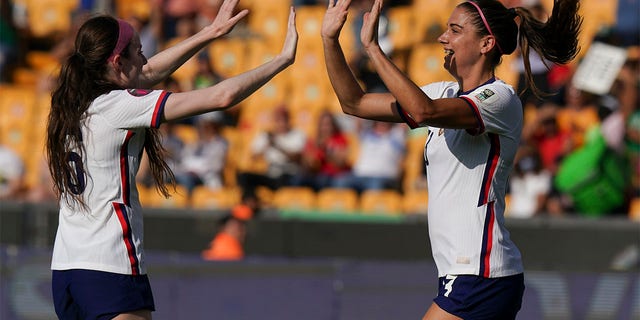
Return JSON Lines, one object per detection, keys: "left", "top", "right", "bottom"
{"left": 0, "top": 0, "right": 638, "bottom": 220}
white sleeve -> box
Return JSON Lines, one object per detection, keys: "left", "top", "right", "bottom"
{"left": 459, "top": 83, "right": 522, "bottom": 136}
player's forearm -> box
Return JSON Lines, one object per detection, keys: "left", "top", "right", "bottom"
{"left": 140, "top": 32, "right": 213, "bottom": 88}
{"left": 322, "top": 38, "right": 365, "bottom": 115}
{"left": 163, "top": 55, "right": 293, "bottom": 121}
{"left": 364, "top": 45, "right": 434, "bottom": 121}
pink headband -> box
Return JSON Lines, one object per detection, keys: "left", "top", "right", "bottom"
{"left": 467, "top": 1, "right": 504, "bottom": 55}
{"left": 107, "top": 19, "right": 134, "bottom": 62}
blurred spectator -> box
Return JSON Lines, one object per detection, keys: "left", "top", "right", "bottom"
{"left": 554, "top": 80, "right": 601, "bottom": 148}
{"left": 193, "top": 53, "right": 223, "bottom": 89}
{"left": 296, "top": 110, "right": 351, "bottom": 191}
{"left": 174, "top": 114, "right": 228, "bottom": 195}
{"left": 522, "top": 104, "right": 573, "bottom": 174}
{"left": 508, "top": 145, "right": 551, "bottom": 218}
{"left": 192, "top": 53, "right": 236, "bottom": 126}
{"left": 237, "top": 106, "right": 306, "bottom": 200}
{"left": 0, "top": 145, "right": 25, "bottom": 200}
{"left": 553, "top": 54, "right": 638, "bottom": 217}
{"left": 161, "top": 0, "right": 199, "bottom": 39}
{"left": 201, "top": 203, "right": 253, "bottom": 261}
{"left": 128, "top": 6, "right": 162, "bottom": 59}
{"left": 332, "top": 120, "right": 406, "bottom": 193}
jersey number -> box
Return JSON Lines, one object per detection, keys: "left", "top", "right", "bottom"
{"left": 65, "top": 152, "right": 86, "bottom": 195}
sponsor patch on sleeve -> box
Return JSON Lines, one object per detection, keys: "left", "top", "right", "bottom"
{"left": 475, "top": 89, "right": 495, "bottom": 102}
{"left": 127, "top": 89, "right": 152, "bottom": 97}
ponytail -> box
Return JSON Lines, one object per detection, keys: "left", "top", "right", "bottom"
{"left": 515, "top": 0, "right": 582, "bottom": 98}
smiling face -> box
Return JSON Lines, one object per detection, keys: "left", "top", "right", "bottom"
{"left": 437, "top": 6, "right": 486, "bottom": 79}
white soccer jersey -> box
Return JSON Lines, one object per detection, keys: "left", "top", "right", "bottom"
{"left": 397, "top": 79, "right": 524, "bottom": 278}
{"left": 51, "top": 89, "right": 170, "bottom": 275}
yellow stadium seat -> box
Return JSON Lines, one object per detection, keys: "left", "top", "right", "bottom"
{"left": 245, "top": 38, "right": 279, "bottom": 70}
{"left": 164, "top": 37, "right": 199, "bottom": 89}
{"left": 247, "top": 8, "right": 289, "bottom": 46}
{"left": 386, "top": 6, "right": 417, "bottom": 51}
{"left": 407, "top": 43, "right": 455, "bottom": 86}
{"left": 172, "top": 124, "right": 197, "bottom": 145}
{"left": 402, "top": 190, "right": 429, "bottom": 215}
{"left": 295, "top": 5, "right": 326, "bottom": 52}
{"left": 359, "top": 189, "right": 403, "bottom": 215}
{"left": 26, "top": 0, "right": 77, "bottom": 38}
{"left": 137, "top": 183, "right": 154, "bottom": 207}
{"left": 191, "top": 186, "right": 241, "bottom": 210}
{"left": 116, "top": 0, "right": 152, "bottom": 20}
{"left": 272, "top": 186, "right": 316, "bottom": 211}
{"left": 146, "top": 185, "right": 190, "bottom": 208}
{"left": 316, "top": 188, "right": 359, "bottom": 213}
{"left": 629, "top": 198, "right": 640, "bottom": 221}
{"left": 241, "top": 74, "right": 291, "bottom": 114}
{"left": 221, "top": 127, "right": 242, "bottom": 187}
{"left": 288, "top": 75, "right": 331, "bottom": 112}
{"left": 208, "top": 38, "right": 247, "bottom": 78}
{"left": 412, "top": 0, "right": 455, "bottom": 43}
{"left": 495, "top": 53, "right": 518, "bottom": 88}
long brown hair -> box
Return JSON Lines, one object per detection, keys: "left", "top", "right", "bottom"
{"left": 460, "top": 0, "right": 583, "bottom": 99}
{"left": 47, "top": 15, "right": 175, "bottom": 208}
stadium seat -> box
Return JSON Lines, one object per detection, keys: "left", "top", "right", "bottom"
{"left": 116, "top": 0, "right": 152, "bottom": 20}
{"left": 26, "top": 0, "right": 77, "bottom": 38}
{"left": 402, "top": 190, "right": 429, "bottom": 215}
{"left": 145, "top": 185, "right": 190, "bottom": 208}
{"left": 247, "top": 7, "right": 289, "bottom": 46}
{"left": 295, "top": 5, "right": 326, "bottom": 52}
{"left": 272, "top": 186, "right": 316, "bottom": 211}
{"left": 288, "top": 75, "right": 331, "bottom": 112}
{"left": 241, "top": 72, "right": 290, "bottom": 112}
{"left": 629, "top": 197, "right": 640, "bottom": 221}
{"left": 411, "top": 0, "right": 455, "bottom": 43}
{"left": 316, "top": 188, "right": 359, "bottom": 213}
{"left": 386, "top": 6, "right": 416, "bottom": 51}
{"left": 172, "top": 124, "right": 197, "bottom": 145}
{"left": 359, "top": 189, "right": 403, "bottom": 215}
{"left": 190, "top": 186, "right": 241, "bottom": 210}
{"left": 208, "top": 38, "right": 247, "bottom": 78}
{"left": 495, "top": 53, "right": 518, "bottom": 88}
{"left": 0, "top": 85, "right": 37, "bottom": 157}
{"left": 407, "top": 43, "right": 455, "bottom": 86}
{"left": 164, "top": 37, "right": 198, "bottom": 89}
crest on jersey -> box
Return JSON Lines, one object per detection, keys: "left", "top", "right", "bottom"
{"left": 127, "top": 89, "right": 152, "bottom": 97}
{"left": 475, "top": 89, "right": 495, "bottom": 101}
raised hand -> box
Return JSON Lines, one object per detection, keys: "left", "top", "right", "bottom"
{"left": 321, "top": 0, "right": 352, "bottom": 40}
{"left": 279, "top": 7, "right": 298, "bottom": 66}
{"left": 204, "top": 0, "right": 249, "bottom": 39}
{"left": 360, "top": 0, "right": 382, "bottom": 51}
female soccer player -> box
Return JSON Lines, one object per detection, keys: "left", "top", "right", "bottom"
{"left": 321, "top": 0, "right": 581, "bottom": 319}
{"left": 46, "top": 0, "right": 298, "bottom": 318}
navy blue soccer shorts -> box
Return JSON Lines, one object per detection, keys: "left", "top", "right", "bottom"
{"left": 434, "top": 273, "right": 525, "bottom": 319}
{"left": 52, "top": 269, "right": 155, "bottom": 320}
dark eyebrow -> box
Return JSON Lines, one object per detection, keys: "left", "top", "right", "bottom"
{"left": 449, "top": 23, "right": 464, "bottom": 29}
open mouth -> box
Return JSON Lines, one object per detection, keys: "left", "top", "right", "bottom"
{"left": 444, "top": 49, "right": 454, "bottom": 57}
